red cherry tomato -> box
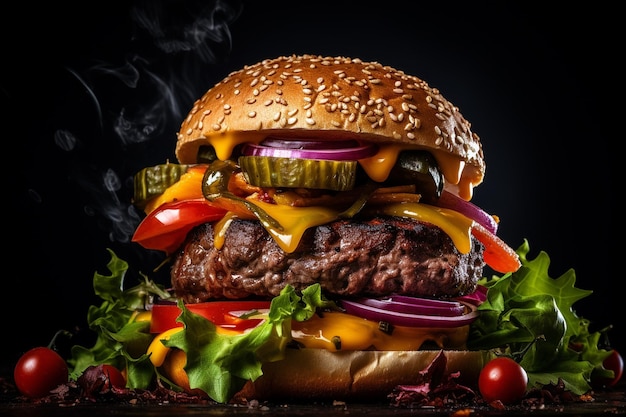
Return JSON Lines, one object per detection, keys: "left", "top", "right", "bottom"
{"left": 132, "top": 199, "right": 227, "bottom": 254}
{"left": 150, "top": 301, "right": 270, "bottom": 334}
{"left": 101, "top": 364, "right": 126, "bottom": 389}
{"left": 592, "top": 350, "right": 624, "bottom": 388}
{"left": 14, "top": 347, "right": 69, "bottom": 398}
{"left": 479, "top": 357, "right": 528, "bottom": 404}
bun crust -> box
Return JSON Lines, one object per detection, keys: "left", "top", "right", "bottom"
{"left": 235, "top": 349, "right": 488, "bottom": 402}
{"left": 176, "top": 55, "right": 485, "bottom": 187}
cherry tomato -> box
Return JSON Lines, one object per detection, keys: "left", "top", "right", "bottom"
{"left": 132, "top": 199, "right": 227, "bottom": 254}
{"left": 101, "top": 364, "right": 126, "bottom": 389}
{"left": 479, "top": 357, "right": 528, "bottom": 404}
{"left": 150, "top": 301, "right": 270, "bottom": 334}
{"left": 592, "top": 350, "right": 624, "bottom": 388}
{"left": 14, "top": 347, "right": 69, "bottom": 398}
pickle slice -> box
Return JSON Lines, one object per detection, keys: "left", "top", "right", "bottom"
{"left": 385, "top": 151, "right": 444, "bottom": 199}
{"left": 133, "top": 163, "right": 189, "bottom": 208}
{"left": 238, "top": 156, "right": 357, "bottom": 191}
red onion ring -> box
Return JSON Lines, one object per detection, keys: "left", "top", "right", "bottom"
{"left": 340, "top": 299, "right": 478, "bottom": 328}
{"left": 453, "top": 285, "right": 488, "bottom": 306}
{"left": 435, "top": 190, "right": 498, "bottom": 234}
{"left": 356, "top": 297, "right": 466, "bottom": 317}
{"left": 260, "top": 138, "right": 361, "bottom": 150}
{"left": 241, "top": 142, "right": 378, "bottom": 161}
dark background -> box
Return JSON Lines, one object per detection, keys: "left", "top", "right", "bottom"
{"left": 4, "top": 0, "right": 619, "bottom": 374}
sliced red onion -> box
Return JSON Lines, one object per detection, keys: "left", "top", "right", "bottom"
{"left": 241, "top": 142, "right": 378, "bottom": 161}
{"left": 390, "top": 295, "right": 464, "bottom": 308}
{"left": 356, "top": 297, "right": 466, "bottom": 317}
{"left": 435, "top": 190, "right": 498, "bottom": 234}
{"left": 261, "top": 138, "right": 361, "bottom": 150}
{"left": 340, "top": 299, "right": 478, "bottom": 328}
{"left": 453, "top": 285, "right": 488, "bottom": 306}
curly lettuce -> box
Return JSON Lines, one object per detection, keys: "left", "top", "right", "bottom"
{"left": 468, "top": 239, "right": 612, "bottom": 394}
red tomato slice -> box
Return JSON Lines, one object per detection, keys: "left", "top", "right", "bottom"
{"left": 150, "top": 301, "right": 270, "bottom": 334}
{"left": 471, "top": 222, "right": 521, "bottom": 274}
{"left": 132, "top": 199, "right": 227, "bottom": 254}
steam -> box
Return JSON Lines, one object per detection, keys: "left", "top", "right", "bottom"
{"left": 131, "top": 0, "right": 237, "bottom": 63}
{"left": 46, "top": 0, "right": 242, "bottom": 245}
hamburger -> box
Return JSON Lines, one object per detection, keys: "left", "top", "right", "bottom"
{"left": 126, "top": 54, "right": 522, "bottom": 403}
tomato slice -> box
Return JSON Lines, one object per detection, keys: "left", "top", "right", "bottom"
{"left": 150, "top": 301, "right": 270, "bottom": 334}
{"left": 471, "top": 222, "right": 521, "bottom": 273}
{"left": 132, "top": 199, "right": 227, "bottom": 254}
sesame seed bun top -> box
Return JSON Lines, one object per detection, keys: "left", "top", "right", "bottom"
{"left": 176, "top": 54, "right": 485, "bottom": 191}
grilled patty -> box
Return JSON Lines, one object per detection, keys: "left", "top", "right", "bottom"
{"left": 170, "top": 217, "right": 485, "bottom": 302}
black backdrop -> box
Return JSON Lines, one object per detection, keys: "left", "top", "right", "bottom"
{"left": 4, "top": 1, "right": 620, "bottom": 373}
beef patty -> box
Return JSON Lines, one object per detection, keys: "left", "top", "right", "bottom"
{"left": 170, "top": 217, "right": 485, "bottom": 302}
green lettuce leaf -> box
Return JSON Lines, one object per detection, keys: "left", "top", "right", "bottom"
{"left": 164, "top": 283, "right": 336, "bottom": 403}
{"left": 468, "top": 239, "right": 611, "bottom": 394}
{"left": 68, "top": 249, "right": 171, "bottom": 386}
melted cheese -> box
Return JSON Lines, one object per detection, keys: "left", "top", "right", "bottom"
{"left": 379, "top": 203, "right": 473, "bottom": 254}
{"left": 291, "top": 311, "right": 469, "bottom": 351}
{"left": 358, "top": 145, "right": 476, "bottom": 200}
{"left": 233, "top": 199, "right": 473, "bottom": 255}
{"left": 245, "top": 200, "right": 341, "bottom": 253}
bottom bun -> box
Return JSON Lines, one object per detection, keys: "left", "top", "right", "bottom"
{"left": 236, "top": 349, "right": 489, "bottom": 402}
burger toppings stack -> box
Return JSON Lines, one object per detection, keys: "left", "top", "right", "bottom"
{"left": 130, "top": 54, "right": 517, "bottom": 401}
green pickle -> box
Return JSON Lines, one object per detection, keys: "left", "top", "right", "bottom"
{"left": 239, "top": 156, "right": 357, "bottom": 191}
{"left": 133, "top": 163, "right": 189, "bottom": 208}
{"left": 386, "top": 151, "right": 444, "bottom": 199}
